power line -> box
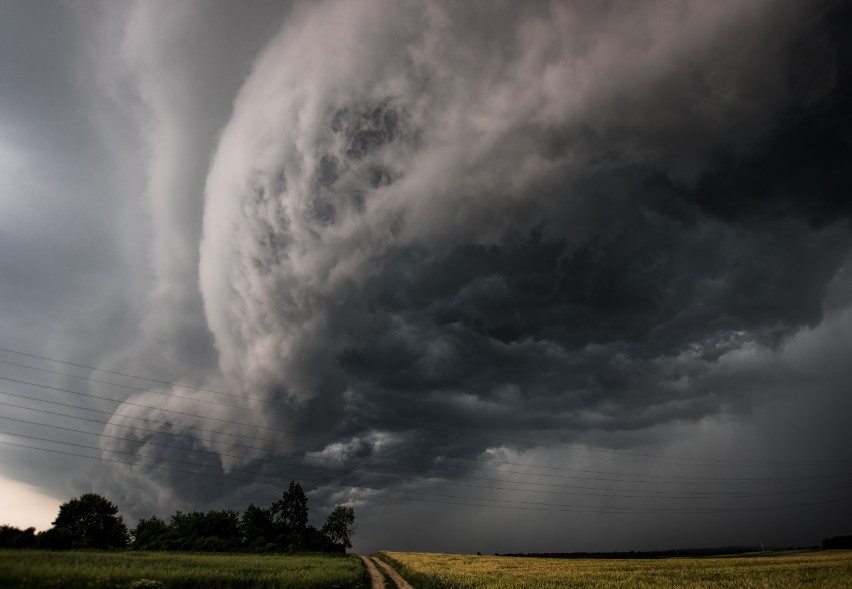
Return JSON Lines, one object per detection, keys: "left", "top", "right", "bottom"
{"left": 4, "top": 357, "right": 809, "bottom": 473}
{"left": 2, "top": 434, "right": 850, "bottom": 514}
{"left": 2, "top": 347, "right": 849, "bottom": 519}
{"left": 0, "top": 438, "right": 559, "bottom": 514}
{"left": 3, "top": 388, "right": 846, "bottom": 486}
{"left": 5, "top": 374, "right": 779, "bottom": 484}
{"left": 5, "top": 413, "right": 844, "bottom": 501}
{"left": 0, "top": 346, "right": 842, "bottom": 466}
{"left": 0, "top": 431, "right": 699, "bottom": 511}
{"left": 1, "top": 356, "right": 686, "bottom": 467}
{"left": 4, "top": 395, "right": 833, "bottom": 492}
{"left": 0, "top": 374, "right": 332, "bottom": 443}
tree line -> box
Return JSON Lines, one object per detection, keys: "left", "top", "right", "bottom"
{"left": 0, "top": 481, "right": 355, "bottom": 553}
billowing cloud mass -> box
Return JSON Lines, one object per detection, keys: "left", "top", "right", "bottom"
{"left": 197, "top": 0, "right": 849, "bottom": 466}
{"left": 1, "top": 0, "right": 851, "bottom": 554}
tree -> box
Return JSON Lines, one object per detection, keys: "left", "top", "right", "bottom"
{"left": 303, "top": 524, "right": 334, "bottom": 552}
{"left": 0, "top": 525, "right": 36, "bottom": 548}
{"left": 321, "top": 505, "right": 355, "bottom": 551}
{"left": 131, "top": 516, "right": 169, "bottom": 550}
{"left": 198, "top": 509, "right": 242, "bottom": 552}
{"left": 51, "top": 493, "right": 129, "bottom": 549}
{"left": 241, "top": 504, "right": 276, "bottom": 551}
{"left": 166, "top": 510, "right": 242, "bottom": 552}
{"left": 35, "top": 526, "right": 75, "bottom": 550}
{"left": 823, "top": 535, "right": 852, "bottom": 550}
{"left": 271, "top": 481, "right": 309, "bottom": 549}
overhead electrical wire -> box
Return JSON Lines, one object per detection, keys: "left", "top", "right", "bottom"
{"left": 2, "top": 387, "right": 847, "bottom": 486}
{"left": 1, "top": 346, "right": 850, "bottom": 516}
{"left": 0, "top": 357, "right": 716, "bottom": 468}
{"left": 3, "top": 371, "right": 779, "bottom": 481}
{"left": 1, "top": 358, "right": 801, "bottom": 472}
{"left": 2, "top": 433, "right": 850, "bottom": 515}
{"left": 1, "top": 346, "right": 845, "bottom": 466}
{"left": 4, "top": 414, "right": 848, "bottom": 501}
{"left": 8, "top": 438, "right": 850, "bottom": 515}
{"left": 5, "top": 392, "right": 737, "bottom": 487}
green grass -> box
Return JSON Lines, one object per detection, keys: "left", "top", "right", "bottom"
{"left": 379, "top": 549, "right": 852, "bottom": 589}
{"left": 0, "top": 550, "right": 368, "bottom": 589}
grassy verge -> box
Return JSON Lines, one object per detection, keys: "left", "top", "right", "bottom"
{"left": 0, "top": 549, "right": 368, "bottom": 589}
{"left": 381, "top": 549, "right": 852, "bottom": 589}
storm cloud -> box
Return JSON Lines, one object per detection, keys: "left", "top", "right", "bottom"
{"left": 196, "top": 0, "right": 850, "bottom": 469}
{"left": 1, "top": 0, "right": 851, "bottom": 553}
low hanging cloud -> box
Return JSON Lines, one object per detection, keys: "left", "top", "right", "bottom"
{"left": 83, "top": 0, "right": 852, "bottom": 542}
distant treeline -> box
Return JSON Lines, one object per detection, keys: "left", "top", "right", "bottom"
{"left": 0, "top": 481, "right": 355, "bottom": 554}
{"left": 496, "top": 546, "right": 822, "bottom": 559}
{"left": 823, "top": 536, "right": 852, "bottom": 550}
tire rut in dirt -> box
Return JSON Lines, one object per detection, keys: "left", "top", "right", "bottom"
{"left": 370, "top": 556, "right": 415, "bottom": 589}
{"left": 360, "top": 555, "right": 386, "bottom": 589}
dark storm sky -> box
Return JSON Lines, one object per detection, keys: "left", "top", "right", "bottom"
{"left": 0, "top": 0, "right": 850, "bottom": 554}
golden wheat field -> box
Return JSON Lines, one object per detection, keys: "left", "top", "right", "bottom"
{"left": 380, "top": 549, "right": 852, "bottom": 589}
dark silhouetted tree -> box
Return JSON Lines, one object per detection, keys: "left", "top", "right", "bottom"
{"left": 166, "top": 509, "right": 241, "bottom": 552}
{"left": 131, "top": 516, "right": 169, "bottom": 550}
{"left": 35, "top": 526, "right": 75, "bottom": 550}
{"left": 0, "top": 525, "right": 36, "bottom": 548}
{"left": 304, "top": 524, "right": 334, "bottom": 552}
{"left": 23, "top": 481, "right": 355, "bottom": 554}
{"left": 823, "top": 535, "right": 852, "bottom": 549}
{"left": 321, "top": 505, "right": 355, "bottom": 551}
{"left": 51, "top": 493, "right": 129, "bottom": 549}
{"left": 271, "top": 481, "right": 309, "bottom": 549}
{"left": 241, "top": 504, "right": 276, "bottom": 551}
{"left": 199, "top": 509, "right": 242, "bottom": 552}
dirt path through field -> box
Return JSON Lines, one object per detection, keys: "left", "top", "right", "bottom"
{"left": 360, "top": 556, "right": 385, "bottom": 589}
{"left": 371, "top": 556, "right": 415, "bottom": 589}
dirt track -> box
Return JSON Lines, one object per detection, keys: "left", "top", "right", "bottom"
{"left": 370, "top": 556, "right": 415, "bottom": 589}
{"left": 360, "top": 556, "right": 385, "bottom": 589}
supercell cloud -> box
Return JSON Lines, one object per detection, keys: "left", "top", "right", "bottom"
{"left": 199, "top": 0, "right": 850, "bottom": 461}
{"left": 1, "top": 0, "right": 851, "bottom": 553}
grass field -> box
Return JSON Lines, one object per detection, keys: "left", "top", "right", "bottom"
{"left": 0, "top": 550, "right": 368, "bottom": 589}
{"left": 379, "top": 549, "right": 852, "bottom": 589}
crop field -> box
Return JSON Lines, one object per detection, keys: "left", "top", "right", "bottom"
{"left": 380, "top": 549, "right": 852, "bottom": 589}
{"left": 0, "top": 549, "right": 368, "bottom": 589}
